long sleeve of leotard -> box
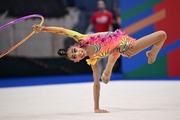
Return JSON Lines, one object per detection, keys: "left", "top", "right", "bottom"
{"left": 42, "top": 26, "right": 88, "bottom": 43}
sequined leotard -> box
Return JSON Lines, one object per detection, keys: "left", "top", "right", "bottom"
{"left": 80, "top": 30, "right": 135, "bottom": 65}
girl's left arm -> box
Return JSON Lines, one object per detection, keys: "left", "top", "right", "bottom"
{"left": 33, "top": 25, "right": 88, "bottom": 43}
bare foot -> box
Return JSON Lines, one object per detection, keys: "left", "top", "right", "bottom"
{"left": 146, "top": 51, "right": 156, "bottom": 64}
{"left": 94, "top": 109, "right": 109, "bottom": 113}
{"left": 101, "top": 71, "right": 111, "bottom": 84}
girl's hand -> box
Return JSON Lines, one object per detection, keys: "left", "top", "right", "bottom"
{"left": 33, "top": 24, "right": 43, "bottom": 33}
{"left": 94, "top": 108, "right": 109, "bottom": 113}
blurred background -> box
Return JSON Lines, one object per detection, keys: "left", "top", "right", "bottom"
{"left": 0, "top": 0, "right": 179, "bottom": 87}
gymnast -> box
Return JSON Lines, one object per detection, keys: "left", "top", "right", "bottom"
{"left": 33, "top": 24, "right": 167, "bottom": 113}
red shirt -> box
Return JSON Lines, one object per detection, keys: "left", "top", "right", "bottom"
{"left": 90, "top": 11, "right": 113, "bottom": 33}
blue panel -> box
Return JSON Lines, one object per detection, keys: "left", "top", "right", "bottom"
{"left": 122, "top": 24, "right": 155, "bottom": 74}
{"left": 121, "top": 8, "right": 154, "bottom": 28}
{"left": 120, "top": 0, "right": 148, "bottom": 13}
{"left": 0, "top": 73, "right": 122, "bottom": 88}
{"left": 158, "top": 40, "right": 180, "bottom": 57}
{"left": 130, "top": 24, "right": 155, "bottom": 38}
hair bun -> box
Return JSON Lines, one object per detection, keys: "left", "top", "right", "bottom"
{"left": 57, "top": 49, "right": 66, "bottom": 56}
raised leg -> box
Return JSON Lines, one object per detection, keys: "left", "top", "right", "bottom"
{"left": 131, "top": 30, "right": 167, "bottom": 64}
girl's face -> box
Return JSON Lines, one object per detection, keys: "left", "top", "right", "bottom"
{"left": 67, "top": 45, "right": 87, "bottom": 63}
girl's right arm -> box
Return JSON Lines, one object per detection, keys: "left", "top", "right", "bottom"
{"left": 91, "top": 62, "right": 109, "bottom": 113}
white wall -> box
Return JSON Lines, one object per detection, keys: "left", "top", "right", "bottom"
{"left": 0, "top": 8, "right": 80, "bottom": 58}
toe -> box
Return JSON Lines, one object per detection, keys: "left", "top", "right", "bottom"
{"left": 101, "top": 77, "right": 108, "bottom": 84}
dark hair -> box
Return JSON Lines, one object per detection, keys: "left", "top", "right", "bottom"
{"left": 57, "top": 47, "right": 70, "bottom": 60}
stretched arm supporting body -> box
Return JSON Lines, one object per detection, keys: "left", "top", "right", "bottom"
{"left": 91, "top": 62, "right": 109, "bottom": 113}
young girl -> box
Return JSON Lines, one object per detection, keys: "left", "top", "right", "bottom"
{"left": 33, "top": 24, "right": 167, "bottom": 113}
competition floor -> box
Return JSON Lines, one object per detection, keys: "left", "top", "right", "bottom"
{"left": 0, "top": 79, "right": 180, "bottom": 120}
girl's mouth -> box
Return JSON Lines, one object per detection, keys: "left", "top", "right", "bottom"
{"left": 80, "top": 51, "right": 85, "bottom": 58}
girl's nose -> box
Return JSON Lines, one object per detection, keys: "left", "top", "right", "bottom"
{"left": 74, "top": 52, "right": 80, "bottom": 57}
{"left": 77, "top": 51, "right": 81, "bottom": 56}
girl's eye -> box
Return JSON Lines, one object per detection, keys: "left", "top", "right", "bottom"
{"left": 74, "top": 48, "right": 77, "bottom": 53}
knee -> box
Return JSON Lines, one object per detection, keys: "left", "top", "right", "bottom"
{"left": 157, "top": 30, "right": 167, "bottom": 41}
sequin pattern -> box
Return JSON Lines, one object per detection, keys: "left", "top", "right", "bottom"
{"left": 81, "top": 30, "right": 136, "bottom": 65}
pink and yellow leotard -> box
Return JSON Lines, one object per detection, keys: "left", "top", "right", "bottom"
{"left": 80, "top": 30, "right": 135, "bottom": 65}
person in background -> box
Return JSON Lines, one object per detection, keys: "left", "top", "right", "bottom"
{"left": 86, "top": 0, "right": 113, "bottom": 78}
{"left": 113, "top": 7, "right": 121, "bottom": 31}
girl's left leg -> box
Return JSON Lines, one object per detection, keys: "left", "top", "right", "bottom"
{"left": 130, "top": 30, "right": 167, "bottom": 64}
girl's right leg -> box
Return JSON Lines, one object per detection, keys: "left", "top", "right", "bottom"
{"left": 101, "top": 53, "right": 120, "bottom": 84}
{"left": 131, "top": 30, "right": 167, "bottom": 64}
